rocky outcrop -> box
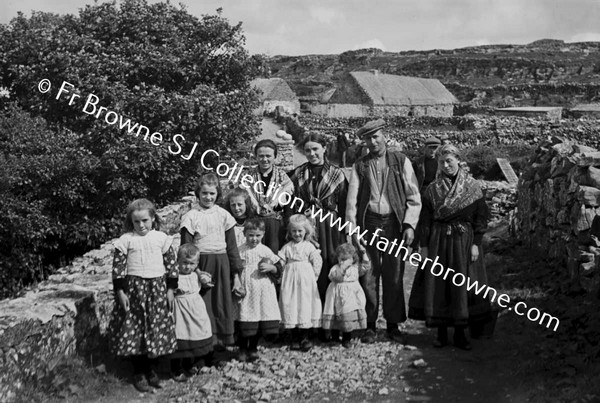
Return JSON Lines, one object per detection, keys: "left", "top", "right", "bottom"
{"left": 511, "top": 138, "right": 600, "bottom": 291}
{"left": 0, "top": 200, "right": 192, "bottom": 402}
{"left": 268, "top": 40, "right": 600, "bottom": 108}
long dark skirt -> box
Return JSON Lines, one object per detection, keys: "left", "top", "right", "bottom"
{"left": 171, "top": 337, "right": 213, "bottom": 359}
{"left": 408, "top": 223, "right": 492, "bottom": 328}
{"left": 261, "top": 216, "right": 284, "bottom": 255}
{"left": 108, "top": 276, "right": 177, "bottom": 358}
{"left": 236, "top": 320, "right": 280, "bottom": 337}
{"left": 315, "top": 211, "right": 343, "bottom": 304}
{"left": 198, "top": 253, "right": 235, "bottom": 345}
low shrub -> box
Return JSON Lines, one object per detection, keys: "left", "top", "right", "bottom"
{"left": 463, "top": 144, "right": 534, "bottom": 180}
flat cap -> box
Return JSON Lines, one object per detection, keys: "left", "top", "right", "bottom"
{"left": 355, "top": 119, "right": 385, "bottom": 139}
{"left": 425, "top": 136, "right": 441, "bottom": 146}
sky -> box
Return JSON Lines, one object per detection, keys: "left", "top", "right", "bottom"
{"left": 2, "top": 0, "right": 600, "bottom": 56}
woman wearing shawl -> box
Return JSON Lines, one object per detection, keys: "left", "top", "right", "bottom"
{"left": 246, "top": 139, "right": 294, "bottom": 254}
{"left": 408, "top": 144, "right": 491, "bottom": 350}
{"left": 289, "top": 133, "right": 348, "bottom": 317}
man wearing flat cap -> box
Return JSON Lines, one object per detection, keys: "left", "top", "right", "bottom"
{"left": 413, "top": 136, "right": 441, "bottom": 193}
{"left": 346, "top": 118, "right": 421, "bottom": 344}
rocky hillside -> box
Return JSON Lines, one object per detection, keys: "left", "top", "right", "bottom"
{"left": 266, "top": 39, "right": 600, "bottom": 109}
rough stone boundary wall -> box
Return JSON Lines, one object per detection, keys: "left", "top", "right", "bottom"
{"left": 0, "top": 200, "right": 192, "bottom": 402}
{"left": 0, "top": 142, "right": 296, "bottom": 401}
{"left": 511, "top": 137, "right": 600, "bottom": 291}
{"left": 297, "top": 115, "right": 600, "bottom": 152}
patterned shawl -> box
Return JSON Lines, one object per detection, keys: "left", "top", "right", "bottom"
{"left": 425, "top": 168, "right": 483, "bottom": 220}
{"left": 247, "top": 165, "right": 293, "bottom": 213}
{"left": 292, "top": 160, "right": 345, "bottom": 210}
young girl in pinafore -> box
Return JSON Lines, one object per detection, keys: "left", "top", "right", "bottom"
{"left": 235, "top": 218, "right": 283, "bottom": 362}
{"left": 108, "top": 198, "right": 178, "bottom": 393}
{"left": 170, "top": 243, "right": 213, "bottom": 382}
{"left": 322, "top": 243, "right": 369, "bottom": 348}
{"left": 180, "top": 173, "right": 243, "bottom": 347}
{"left": 224, "top": 187, "right": 256, "bottom": 248}
{"left": 278, "top": 214, "right": 323, "bottom": 352}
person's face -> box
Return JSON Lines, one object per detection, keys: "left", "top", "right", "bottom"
{"left": 132, "top": 209, "right": 154, "bottom": 236}
{"left": 229, "top": 195, "right": 247, "bottom": 219}
{"left": 179, "top": 256, "right": 199, "bottom": 275}
{"left": 290, "top": 224, "right": 306, "bottom": 243}
{"left": 364, "top": 130, "right": 387, "bottom": 155}
{"left": 256, "top": 146, "right": 275, "bottom": 172}
{"left": 198, "top": 184, "right": 218, "bottom": 208}
{"left": 244, "top": 229, "right": 265, "bottom": 248}
{"left": 303, "top": 141, "right": 326, "bottom": 165}
{"left": 438, "top": 153, "right": 460, "bottom": 177}
{"left": 424, "top": 144, "right": 439, "bottom": 158}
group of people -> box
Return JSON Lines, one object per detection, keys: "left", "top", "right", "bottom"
{"left": 108, "top": 118, "right": 494, "bottom": 392}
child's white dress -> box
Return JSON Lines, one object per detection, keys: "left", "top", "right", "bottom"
{"left": 322, "top": 263, "right": 367, "bottom": 332}
{"left": 278, "top": 240, "right": 323, "bottom": 329}
{"left": 236, "top": 243, "right": 281, "bottom": 323}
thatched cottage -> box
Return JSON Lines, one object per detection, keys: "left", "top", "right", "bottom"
{"left": 311, "top": 71, "right": 457, "bottom": 118}
{"left": 251, "top": 78, "right": 300, "bottom": 115}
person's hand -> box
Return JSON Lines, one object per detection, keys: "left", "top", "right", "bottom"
{"left": 402, "top": 227, "right": 414, "bottom": 246}
{"left": 471, "top": 244, "right": 479, "bottom": 262}
{"left": 198, "top": 270, "right": 214, "bottom": 288}
{"left": 339, "top": 257, "right": 353, "bottom": 271}
{"left": 258, "top": 259, "right": 277, "bottom": 274}
{"left": 117, "top": 290, "right": 130, "bottom": 312}
{"left": 232, "top": 274, "right": 245, "bottom": 298}
{"left": 167, "top": 288, "right": 175, "bottom": 312}
{"left": 352, "top": 233, "right": 367, "bottom": 255}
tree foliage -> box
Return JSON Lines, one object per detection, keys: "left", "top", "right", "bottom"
{"left": 0, "top": 0, "right": 265, "bottom": 297}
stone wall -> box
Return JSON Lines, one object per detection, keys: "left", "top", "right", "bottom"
{"left": 298, "top": 114, "right": 600, "bottom": 152}
{"left": 482, "top": 181, "right": 518, "bottom": 222}
{"left": 511, "top": 137, "right": 600, "bottom": 291}
{"left": 0, "top": 200, "right": 193, "bottom": 402}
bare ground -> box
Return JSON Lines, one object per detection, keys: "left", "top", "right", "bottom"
{"left": 30, "top": 220, "right": 600, "bottom": 403}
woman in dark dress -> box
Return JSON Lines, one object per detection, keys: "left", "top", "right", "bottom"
{"left": 408, "top": 144, "right": 491, "bottom": 350}
{"left": 246, "top": 139, "right": 294, "bottom": 254}
{"left": 288, "top": 133, "right": 348, "bottom": 341}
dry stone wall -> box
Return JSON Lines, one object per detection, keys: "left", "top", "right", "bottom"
{"left": 297, "top": 114, "right": 600, "bottom": 152}
{"left": 511, "top": 137, "right": 600, "bottom": 291}
{"left": 0, "top": 200, "right": 192, "bottom": 402}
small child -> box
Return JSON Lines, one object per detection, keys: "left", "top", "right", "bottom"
{"left": 322, "top": 243, "right": 369, "bottom": 348}
{"left": 179, "top": 173, "right": 243, "bottom": 347}
{"left": 170, "top": 244, "right": 213, "bottom": 382}
{"left": 235, "top": 218, "right": 283, "bottom": 362}
{"left": 107, "top": 198, "right": 177, "bottom": 393}
{"left": 278, "top": 214, "right": 323, "bottom": 352}
{"left": 224, "top": 187, "right": 256, "bottom": 248}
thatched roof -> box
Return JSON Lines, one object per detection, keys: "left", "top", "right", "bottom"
{"left": 328, "top": 71, "right": 457, "bottom": 106}
{"left": 251, "top": 78, "right": 297, "bottom": 102}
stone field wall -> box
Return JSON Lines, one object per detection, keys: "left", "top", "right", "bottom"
{"left": 297, "top": 114, "right": 600, "bottom": 152}
{"left": 0, "top": 200, "right": 192, "bottom": 402}
{"left": 511, "top": 137, "right": 600, "bottom": 291}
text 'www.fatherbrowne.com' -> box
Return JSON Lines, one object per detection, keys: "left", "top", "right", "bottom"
{"left": 308, "top": 206, "right": 560, "bottom": 332}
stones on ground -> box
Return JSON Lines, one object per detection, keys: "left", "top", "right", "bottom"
{"left": 173, "top": 340, "right": 405, "bottom": 401}
{"left": 411, "top": 359, "right": 427, "bottom": 368}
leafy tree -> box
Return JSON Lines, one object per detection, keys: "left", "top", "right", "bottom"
{"left": 0, "top": 0, "right": 265, "bottom": 297}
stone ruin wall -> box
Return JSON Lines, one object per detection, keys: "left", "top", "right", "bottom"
{"left": 511, "top": 137, "right": 600, "bottom": 292}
